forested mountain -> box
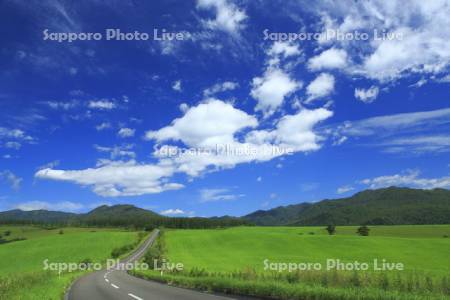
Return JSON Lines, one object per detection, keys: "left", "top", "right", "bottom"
{"left": 244, "top": 187, "right": 450, "bottom": 226}
{"left": 2, "top": 187, "right": 449, "bottom": 228}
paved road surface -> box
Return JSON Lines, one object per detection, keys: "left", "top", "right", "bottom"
{"left": 66, "top": 230, "right": 255, "bottom": 300}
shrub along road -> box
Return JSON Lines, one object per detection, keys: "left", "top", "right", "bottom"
{"left": 66, "top": 229, "right": 252, "bottom": 300}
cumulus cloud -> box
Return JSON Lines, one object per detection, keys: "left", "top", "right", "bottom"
{"left": 354, "top": 86, "right": 379, "bottom": 103}
{"left": 146, "top": 99, "right": 258, "bottom": 148}
{"left": 268, "top": 41, "right": 301, "bottom": 59}
{"left": 251, "top": 68, "right": 300, "bottom": 115}
{"left": 196, "top": 0, "right": 247, "bottom": 34}
{"left": 118, "top": 128, "right": 135, "bottom": 138}
{"left": 37, "top": 100, "right": 332, "bottom": 197}
{"left": 306, "top": 73, "right": 335, "bottom": 102}
{"left": 203, "top": 81, "right": 238, "bottom": 97}
{"left": 311, "top": 0, "right": 450, "bottom": 81}
{"left": 308, "top": 48, "right": 348, "bottom": 71}
{"left": 250, "top": 41, "right": 302, "bottom": 116}
{"left": 160, "top": 208, "right": 194, "bottom": 217}
{"left": 35, "top": 160, "right": 184, "bottom": 197}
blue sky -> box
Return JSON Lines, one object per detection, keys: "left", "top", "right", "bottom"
{"left": 1, "top": 0, "right": 450, "bottom": 217}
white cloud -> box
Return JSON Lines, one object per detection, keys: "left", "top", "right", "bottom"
{"left": 338, "top": 108, "right": 450, "bottom": 137}
{"left": 354, "top": 86, "right": 379, "bottom": 103}
{"left": 96, "top": 122, "right": 112, "bottom": 131}
{"left": 118, "top": 128, "right": 135, "bottom": 138}
{"left": 250, "top": 41, "right": 302, "bottom": 116}
{"left": 37, "top": 160, "right": 60, "bottom": 170}
{"left": 160, "top": 208, "right": 194, "bottom": 217}
{"left": 332, "top": 107, "right": 450, "bottom": 154}
{"left": 35, "top": 160, "right": 183, "bottom": 197}
{"left": 306, "top": 73, "right": 335, "bottom": 102}
{"left": 94, "top": 144, "right": 136, "bottom": 159}
{"left": 0, "top": 170, "right": 22, "bottom": 190}
{"left": 268, "top": 41, "right": 301, "bottom": 59}
{"left": 196, "top": 0, "right": 247, "bottom": 34}
{"left": 4, "top": 141, "right": 21, "bottom": 150}
{"left": 199, "top": 188, "right": 243, "bottom": 203}
{"left": 88, "top": 100, "right": 116, "bottom": 110}
{"left": 308, "top": 48, "right": 348, "bottom": 71}
{"left": 381, "top": 135, "right": 450, "bottom": 154}
{"left": 15, "top": 201, "right": 84, "bottom": 212}
{"left": 437, "top": 75, "right": 450, "bottom": 83}
{"left": 151, "top": 104, "right": 331, "bottom": 177}
{"left": 179, "top": 103, "right": 189, "bottom": 113}
{"left": 337, "top": 185, "right": 354, "bottom": 194}
{"left": 203, "top": 81, "right": 238, "bottom": 97}
{"left": 38, "top": 100, "right": 332, "bottom": 197}
{"left": 312, "top": 1, "right": 450, "bottom": 81}
{"left": 0, "top": 127, "right": 33, "bottom": 141}
{"left": 146, "top": 99, "right": 257, "bottom": 148}
{"left": 46, "top": 100, "right": 78, "bottom": 110}
{"left": 360, "top": 170, "right": 450, "bottom": 190}
{"left": 172, "top": 80, "right": 182, "bottom": 92}
{"left": 251, "top": 67, "right": 301, "bottom": 115}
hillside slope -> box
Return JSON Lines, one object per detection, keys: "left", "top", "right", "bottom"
{"left": 244, "top": 187, "right": 450, "bottom": 226}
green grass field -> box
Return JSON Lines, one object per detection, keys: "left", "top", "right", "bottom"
{"left": 0, "top": 226, "right": 139, "bottom": 300}
{"left": 135, "top": 225, "right": 450, "bottom": 300}
{"left": 163, "top": 225, "right": 450, "bottom": 274}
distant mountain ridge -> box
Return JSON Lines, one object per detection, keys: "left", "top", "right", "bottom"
{"left": 1, "top": 187, "right": 449, "bottom": 227}
{"left": 0, "top": 204, "right": 247, "bottom": 228}
{"left": 243, "top": 187, "right": 450, "bottom": 226}
{"left": 0, "top": 209, "right": 77, "bottom": 223}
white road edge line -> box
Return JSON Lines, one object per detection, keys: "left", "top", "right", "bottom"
{"left": 105, "top": 279, "right": 109, "bottom": 283}
{"left": 128, "top": 293, "right": 143, "bottom": 300}
{"left": 111, "top": 284, "right": 119, "bottom": 289}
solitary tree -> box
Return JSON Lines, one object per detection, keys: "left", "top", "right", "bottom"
{"left": 357, "top": 225, "right": 370, "bottom": 236}
{"left": 326, "top": 225, "right": 336, "bottom": 235}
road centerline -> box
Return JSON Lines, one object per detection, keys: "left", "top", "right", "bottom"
{"left": 128, "top": 293, "right": 143, "bottom": 300}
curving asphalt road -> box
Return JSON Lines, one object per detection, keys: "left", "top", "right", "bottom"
{"left": 66, "top": 229, "right": 255, "bottom": 300}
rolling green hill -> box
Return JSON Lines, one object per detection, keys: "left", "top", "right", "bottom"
{"left": 244, "top": 187, "right": 450, "bottom": 226}
{"left": 79, "top": 204, "right": 162, "bottom": 226}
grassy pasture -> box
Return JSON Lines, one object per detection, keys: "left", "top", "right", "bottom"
{"left": 0, "top": 226, "right": 138, "bottom": 300}
{"left": 164, "top": 226, "right": 450, "bottom": 274}
{"left": 135, "top": 225, "right": 450, "bottom": 300}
